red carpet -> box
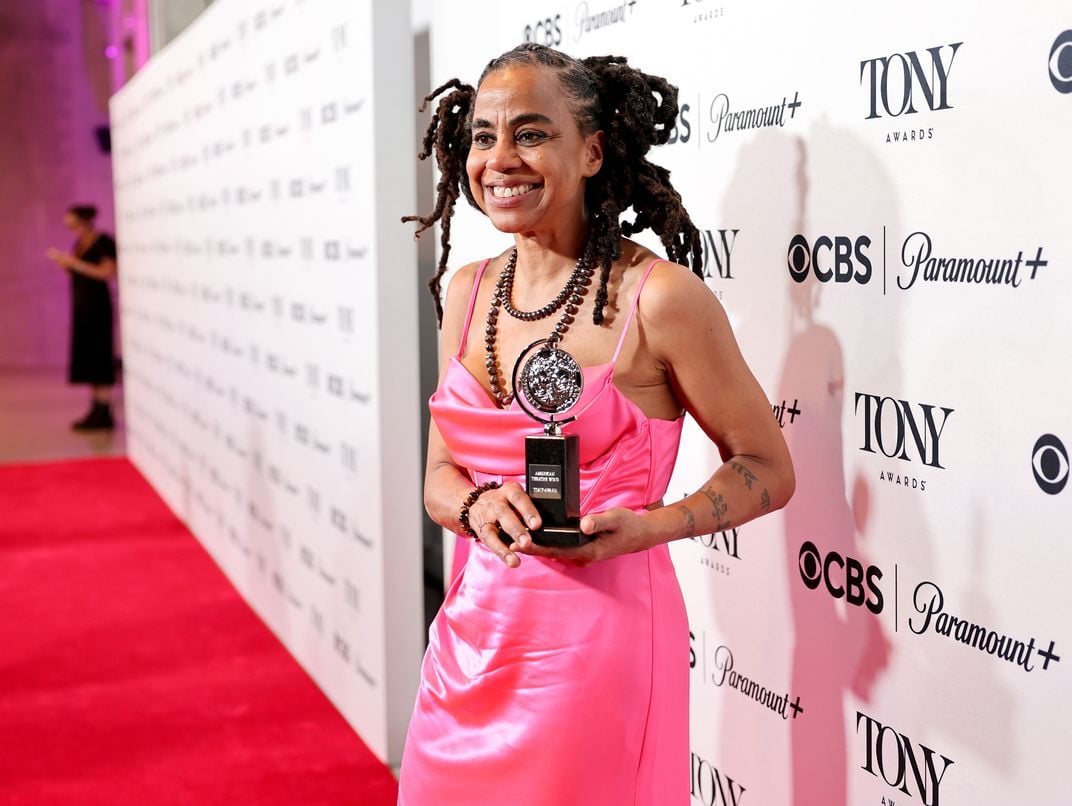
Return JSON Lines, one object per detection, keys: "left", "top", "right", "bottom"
{"left": 0, "top": 458, "right": 399, "bottom": 806}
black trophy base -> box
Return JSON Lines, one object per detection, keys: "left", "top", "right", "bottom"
{"left": 498, "top": 523, "right": 594, "bottom": 548}
{"left": 535, "top": 522, "right": 594, "bottom": 547}
{"left": 526, "top": 432, "right": 583, "bottom": 548}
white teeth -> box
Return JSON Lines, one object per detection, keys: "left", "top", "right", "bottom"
{"left": 491, "top": 184, "right": 534, "bottom": 198}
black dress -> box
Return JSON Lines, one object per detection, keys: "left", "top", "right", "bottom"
{"left": 68, "top": 233, "right": 116, "bottom": 385}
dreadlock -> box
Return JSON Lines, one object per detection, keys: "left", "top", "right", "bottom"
{"left": 402, "top": 43, "right": 703, "bottom": 326}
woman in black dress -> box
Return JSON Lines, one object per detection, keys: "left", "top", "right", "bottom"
{"left": 46, "top": 204, "right": 118, "bottom": 430}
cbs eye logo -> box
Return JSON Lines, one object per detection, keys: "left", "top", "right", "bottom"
{"left": 1032, "top": 434, "right": 1068, "bottom": 495}
{"left": 798, "top": 540, "right": 883, "bottom": 614}
{"left": 1050, "top": 30, "right": 1072, "bottom": 94}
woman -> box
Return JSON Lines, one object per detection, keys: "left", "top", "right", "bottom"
{"left": 399, "top": 44, "right": 794, "bottom": 804}
{"left": 46, "top": 204, "right": 118, "bottom": 430}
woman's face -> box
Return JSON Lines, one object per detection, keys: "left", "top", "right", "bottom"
{"left": 467, "top": 65, "right": 603, "bottom": 236}
{"left": 62, "top": 212, "right": 83, "bottom": 232}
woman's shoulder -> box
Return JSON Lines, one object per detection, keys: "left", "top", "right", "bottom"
{"left": 617, "top": 240, "right": 713, "bottom": 315}
{"left": 443, "top": 252, "right": 506, "bottom": 304}
{"left": 92, "top": 231, "right": 117, "bottom": 258}
{"left": 440, "top": 251, "right": 509, "bottom": 331}
{"left": 445, "top": 260, "right": 482, "bottom": 297}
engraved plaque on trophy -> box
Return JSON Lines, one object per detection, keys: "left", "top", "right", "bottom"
{"left": 510, "top": 339, "right": 593, "bottom": 547}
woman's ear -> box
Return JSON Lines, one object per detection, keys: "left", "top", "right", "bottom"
{"left": 584, "top": 130, "right": 605, "bottom": 177}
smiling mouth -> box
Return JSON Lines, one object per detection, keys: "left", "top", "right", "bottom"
{"left": 489, "top": 183, "right": 539, "bottom": 198}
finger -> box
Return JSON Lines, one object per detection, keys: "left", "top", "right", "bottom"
{"left": 479, "top": 521, "right": 519, "bottom": 567}
{"left": 480, "top": 487, "right": 534, "bottom": 549}
{"left": 581, "top": 512, "right": 610, "bottom": 535}
{"left": 496, "top": 507, "right": 533, "bottom": 550}
{"left": 543, "top": 542, "right": 598, "bottom": 567}
{"left": 501, "top": 481, "right": 542, "bottom": 531}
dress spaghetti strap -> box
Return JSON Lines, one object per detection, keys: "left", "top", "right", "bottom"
{"left": 456, "top": 258, "right": 491, "bottom": 358}
{"left": 610, "top": 259, "right": 663, "bottom": 365}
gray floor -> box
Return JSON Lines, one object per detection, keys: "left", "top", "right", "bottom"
{"left": 0, "top": 369, "right": 125, "bottom": 465}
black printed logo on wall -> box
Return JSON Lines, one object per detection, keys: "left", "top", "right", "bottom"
{"left": 691, "top": 633, "right": 805, "bottom": 721}
{"left": 788, "top": 231, "right": 1050, "bottom": 295}
{"left": 523, "top": 14, "right": 563, "bottom": 46}
{"left": 855, "top": 393, "right": 953, "bottom": 494}
{"left": 678, "top": 0, "right": 726, "bottom": 26}
{"left": 772, "top": 398, "right": 802, "bottom": 429}
{"left": 572, "top": 0, "right": 637, "bottom": 42}
{"left": 689, "top": 526, "right": 741, "bottom": 576}
{"left": 788, "top": 234, "right": 873, "bottom": 285}
{"left": 798, "top": 540, "right": 884, "bottom": 614}
{"left": 908, "top": 580, "right": 1061, "bottom": 674}
{"left": 1032, "top": 434, "right": 1069, "bottom": 494}
{"left": 860, "top": 42, "right": 962, "bottom": 144}
{"left": 1050, "top": 30, "right": 1072, "bottom": 94}
{"left": 690, "top": 750, "right": 745, "bottom": 806}
{"left": 857, "top": 712, "right": 954, "bottom": 806}
{"left": 699, "top": 228, "right": 738, "bottom": 282}
{"left": 668, "top": 90, "right": 801, "bottom": 146}
{"left": 898, "top": 232, "right": 1048, "bottom": 291}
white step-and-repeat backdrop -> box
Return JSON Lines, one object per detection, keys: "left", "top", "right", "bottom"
{"left": 110, "top": 0, "right": 422, "bottom": 763}
{"left": 431, "top": 1, "right": 1070, "bottom": 803}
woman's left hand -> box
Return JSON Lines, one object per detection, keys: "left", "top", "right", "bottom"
{"left": 46, "top": 248, "right": 73, "bottom": 268}
{"left": 511, "top": 507, "right": 654, "bottom": 567}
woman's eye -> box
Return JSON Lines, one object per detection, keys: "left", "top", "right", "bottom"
{"left": 517, "top": 130, "right": 545, "bottom": 144}
{"left": 472, "top": 133, "right": 493, "bottom": 147}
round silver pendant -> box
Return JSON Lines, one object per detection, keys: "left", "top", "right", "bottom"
{"left": 519, "top": 347, "right": 584, "bottom": 414}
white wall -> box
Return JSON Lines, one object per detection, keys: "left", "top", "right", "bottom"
{"left": 111, "top": 0, "right": 422, "bottom": 764}
{"left": 430, "top": 1, "right": 1072, "bottom": 802}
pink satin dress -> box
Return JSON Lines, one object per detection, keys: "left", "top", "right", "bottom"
{"left": 398, "top": 259, "right": 689, "bottom": 805}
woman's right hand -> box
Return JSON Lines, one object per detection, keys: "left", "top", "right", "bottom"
{"left": 466, "top": 481, "right": 541, "bottom": 568}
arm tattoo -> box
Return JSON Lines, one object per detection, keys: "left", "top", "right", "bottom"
{"left": 760, "top": 488, "right": 771, "bottom": 511}
{"left": 676, "top": 504, "right": 696, "bottom": 538}
{"left": 729, "top": 461, "right": 758, "bottom": 490}
{"left": 699, "top": 484, "right": 729, "bottom": 521}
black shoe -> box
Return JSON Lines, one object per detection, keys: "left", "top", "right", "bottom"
{"left": 72, "top": 402, "right": 115, "bottom": 431}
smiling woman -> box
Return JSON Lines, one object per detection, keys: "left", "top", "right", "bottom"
{"left": 398, "top": 43, "right": 794, "bottom": 805}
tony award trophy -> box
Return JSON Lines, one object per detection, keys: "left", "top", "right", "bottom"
{"left": 510, "top": 339, "right": 593, "bottom": 547}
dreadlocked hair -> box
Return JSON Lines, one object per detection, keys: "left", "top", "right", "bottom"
{"left": 403, "top": 43, "right": 703, "bottom": 326}
{"left": 401, "top": 78, "right": 477, "bottom": 324}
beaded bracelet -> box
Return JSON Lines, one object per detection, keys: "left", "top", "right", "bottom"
{"left": 458, "top": 481, "right": 501, "bottom": 539}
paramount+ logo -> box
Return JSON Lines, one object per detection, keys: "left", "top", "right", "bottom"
{"left": 798, "top": 540, "right": 883, "bottom": 614}
{"left": 787, "top": 234, "right": 872, "bottom": 284}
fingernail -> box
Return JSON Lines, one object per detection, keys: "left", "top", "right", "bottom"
{"left": 519, "top": 533, "right": 531, "bottom": 549}
{"left": 529, "top": 516, "right": 539, "bottom": 528}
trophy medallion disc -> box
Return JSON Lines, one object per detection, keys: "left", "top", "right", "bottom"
{"left": 518, "top": 347, "right": 584, "bottom": 415}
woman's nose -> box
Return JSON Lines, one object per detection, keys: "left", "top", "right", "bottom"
{"left": 486, "top": 137, "right": 521, "bottom": 172}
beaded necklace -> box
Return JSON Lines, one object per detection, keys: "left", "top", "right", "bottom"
{"left": 483, "top": 245, "right": 595, "bottom": 407}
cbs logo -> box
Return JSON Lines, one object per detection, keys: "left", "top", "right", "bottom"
{"left": 798, "top": 540, "right": 884, "bottom": 614}
{"left": 666, "top": 103, "right": 693, "bottom": 144}
{"left": 1050, "top": 30, "right": 1072, "bottom": 94}
{"left": 523, "top": 15, "right": 562, "bottom": 46}
{"left": 1032, "top": 434, "right": 1068, "bottom": 494}
{"left": 787, "top": 234, "right": 872, "bottom": 284}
